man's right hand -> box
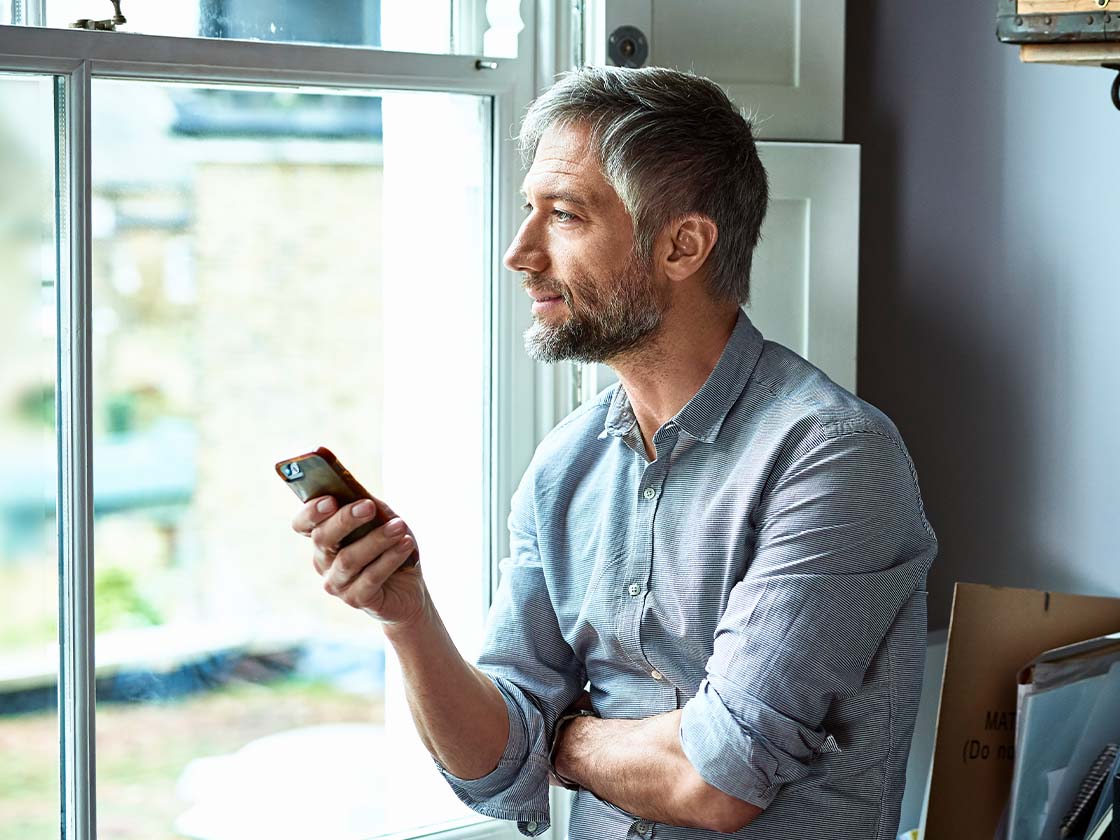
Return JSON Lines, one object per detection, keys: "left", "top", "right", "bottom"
{"left": 293, "top": 496, "right": 509, "bottom": 781}
{"left": 292, "top": 495, "right": 427, "bottom": 627}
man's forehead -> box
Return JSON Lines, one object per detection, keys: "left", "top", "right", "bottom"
{"left": 520, "top": 125, "right": 610, "bottom": 203}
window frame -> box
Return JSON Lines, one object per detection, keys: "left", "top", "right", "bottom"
{"left": 0, "top": 7, "right": 574, "bottom": 837}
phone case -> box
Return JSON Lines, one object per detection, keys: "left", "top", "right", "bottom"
{"left": 275, "top": 447, "right": 416, "bottom": 564}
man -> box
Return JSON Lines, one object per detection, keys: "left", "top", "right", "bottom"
{"left": 293, "top": 66, "right": 937, "bottom": 838}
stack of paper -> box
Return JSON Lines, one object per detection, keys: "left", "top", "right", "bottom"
{"left": 1006, "top": 633, "right": 1120, "bottom": 840}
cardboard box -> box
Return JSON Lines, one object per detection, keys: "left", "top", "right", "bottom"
{"left": 925, "top": 583, "right": 1120, "bottom": 840}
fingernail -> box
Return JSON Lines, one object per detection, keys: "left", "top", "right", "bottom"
{"left": 385, "top": 518, "right": 406, "bottom": 536}
{"left": 353, "top": 500, "right": 376, "bottom": 518}
{"left": 316, "top": 498, "right": 336, "bottom": 514}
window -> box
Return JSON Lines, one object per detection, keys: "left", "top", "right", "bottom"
{"left": 0, "top": 70, "right": 60, "bottom": 840}
{"left": 0, "top": 6, "right": 555, "bottom": 838}
{"left": 8, "top": 0, "right": 524, "bottom": 57}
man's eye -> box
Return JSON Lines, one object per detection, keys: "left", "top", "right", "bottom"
{"left": 521, "top": 203, "right": 576, "bottom": 223}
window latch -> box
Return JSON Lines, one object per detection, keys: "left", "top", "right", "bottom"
{"left": 70, "top": 0, "right": 126, "bottom": 31}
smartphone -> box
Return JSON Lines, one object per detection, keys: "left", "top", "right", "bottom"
{"left": 275, "top": 447, "right": 417, "bottom": 565}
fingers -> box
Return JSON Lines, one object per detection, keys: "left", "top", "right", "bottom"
{"left": 297, "top": 496, "right": 391, "bottom": 576}
{"left": 293, "top": 493, "right": 417, "bottom": 608}
{"left": 319, "top": 508, "right": 409, "bottom": 588}
{"left": 309, "top": 498, "right": 382, "bottom": 553}
{"left": 291, "top": 495, "right": 339, "bottom": 536}
{"left": 322, "top": 528, "right": 415, "bottom": 603}
{"left": 333, "top": 535, "right": 417, "bottom": 609}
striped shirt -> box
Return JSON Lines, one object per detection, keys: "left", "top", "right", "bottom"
{"left": 436, "top": 310, "right": 937, "bottom": 839}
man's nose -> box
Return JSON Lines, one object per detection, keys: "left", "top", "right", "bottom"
{"left": 503, "top": 218, "right": 548, "bottom": 275}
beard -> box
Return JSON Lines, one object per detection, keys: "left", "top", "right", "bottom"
{"left": 522, "top": 252, "right": 668, "bottom": 364}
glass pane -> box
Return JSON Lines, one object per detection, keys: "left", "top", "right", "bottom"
{"left": 91, "top": 79, "right": 491, "bottom": 839}
{"left": 42, "top": 0, "right": 522, "bottom": 57}
{"left": 0, "top": 72, "right": 60, "bottom": 840}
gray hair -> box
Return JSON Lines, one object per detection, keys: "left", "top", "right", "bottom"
{"left": 518, "top": 65, "right": 769, "bottom": 305}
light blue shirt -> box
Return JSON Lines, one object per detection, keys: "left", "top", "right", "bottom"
{"left": 437, "top": 310, "right": 937, "bottom": 839}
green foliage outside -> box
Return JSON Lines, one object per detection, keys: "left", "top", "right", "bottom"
{"left": 95, "top": 566, "right": 164, "bottom": 633}
{"left": 12, "top": 383, "right": 54, "bottom": 429}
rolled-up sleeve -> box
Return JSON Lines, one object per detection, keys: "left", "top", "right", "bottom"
{"left": 679, "top": 429, "right": 937, "bottom": 808}
{"left": 435, "top": 470, "right": 586, "bottom": 836}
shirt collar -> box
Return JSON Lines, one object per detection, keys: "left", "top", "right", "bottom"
{"left": 601, "top": 309, "right": 764, "bottom": 444}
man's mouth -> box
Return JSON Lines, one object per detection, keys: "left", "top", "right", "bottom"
{"left": 528, "top": 289, "right": 566, "bottom": 314}
{"left": 526, "top": 286, "right": 564, "bottom": 303}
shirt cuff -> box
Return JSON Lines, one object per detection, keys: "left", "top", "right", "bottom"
{"left": 431, "top": 674, "right": 551, "bottom": 835}
{"left": 679, "top": 679, "right": 786, "bottom": 809}
{"left": 433, "top": 757, "right": 551, "bottom": 837}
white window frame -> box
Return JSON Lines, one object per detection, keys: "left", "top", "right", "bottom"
{"left": 0, "top": 4, "right": 581, "bottom": 837}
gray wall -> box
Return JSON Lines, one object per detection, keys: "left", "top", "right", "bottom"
{"left": 847, "top": 0, "right": 1120, "bottom": 632}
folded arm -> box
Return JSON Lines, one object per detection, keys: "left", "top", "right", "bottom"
{"left": 553, "top": 709, "right": 763, "bottom": 833}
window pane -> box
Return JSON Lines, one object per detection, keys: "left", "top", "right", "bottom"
{"left": 91, "top": 79, "right": 491, "bottom": 839}
{"left": 41, "top": 0, "right": 522, "bottom": 57}
{"left": 0, "top": 72, "right": 60, "bottom": 840}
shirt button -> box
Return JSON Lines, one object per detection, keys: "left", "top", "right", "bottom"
{"left": 525, "top": 821, "right": 538, "bottom": 833}
{"left": 635, "top": 821, "right": 651, "bottom": 836}
{"left": 628, "top": 583, "right": 641, "bottom": 597}
{"left": 642, "top": 487, "right": 656, "bottom": 500}
{"left": 651, "top": 670, "right": 663, "bottom": 681}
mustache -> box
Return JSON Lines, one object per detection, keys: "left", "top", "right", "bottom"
{"left": 521, "top": 275, "right": 569, "bottom": 301}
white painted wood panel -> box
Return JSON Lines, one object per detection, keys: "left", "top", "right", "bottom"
{"left": 584, "top": 0, "right": 846, "bottom": 140}
{"left": 750, "top": 141, "right": 861, "bottom": 392}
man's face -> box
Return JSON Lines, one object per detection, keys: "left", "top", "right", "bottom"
{"left": 504, "top": 122, "right": 668, "bottom": 364}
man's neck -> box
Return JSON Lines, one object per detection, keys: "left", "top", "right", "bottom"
{"left": 609, "top": 303, "right": 739, "bottom": 461}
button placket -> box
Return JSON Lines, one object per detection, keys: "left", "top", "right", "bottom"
{"left": 621, "top": 459, "right": 663, "bottom": 675}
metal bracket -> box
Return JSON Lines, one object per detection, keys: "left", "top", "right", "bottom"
{"left": 70, "top": 0, "right": 125, "bottom": 31}
{"left": 996, "top": 0, "right": 1120, "bottom": 44}
{"left": 1107, "top": 63, "right": 1120, "bottom": 110}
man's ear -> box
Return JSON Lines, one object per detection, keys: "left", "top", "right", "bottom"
{"left": 661, "top": 215, "right": 718, "bottom": 283}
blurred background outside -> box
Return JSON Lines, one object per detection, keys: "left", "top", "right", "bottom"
{"left": 0, "top": 7, "right": 496, "bottom": 834}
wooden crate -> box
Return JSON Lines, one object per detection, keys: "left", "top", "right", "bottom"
{"left": 1020, "top": 41, "right": 1120, "bottom": 62}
